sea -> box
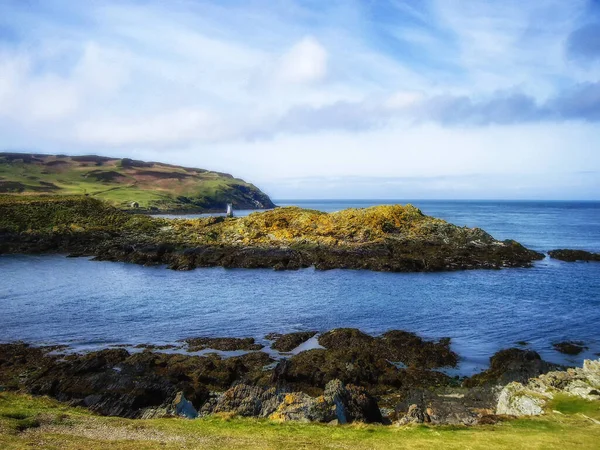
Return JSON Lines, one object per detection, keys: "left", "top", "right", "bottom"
{"left": 1, "top": 200, "right": 599, "bottom": 375}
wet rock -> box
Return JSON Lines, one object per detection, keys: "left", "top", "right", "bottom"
{"left": 279, "top": 328, "right": 457, "bottom": 394}
{"left": 464, "top": 348, "right": 559, "bottom": 387}
{"left": 266, "top": 331, "right": 318, "bottom": 352}
{"left": 184, "top": 337, "right": 263, "bottom": 352}
{"left": 381, "top": 331, "right": 457, "bottom": 368}
{"left": 553, "top": 341, "right": 587, "bottom": 355}
{"left": 548, "top": 249, "right": 600, "bottom": 262}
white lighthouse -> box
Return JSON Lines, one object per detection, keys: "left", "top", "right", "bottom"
{"left": 226, "top": 203, "right": 234, "bottom": 218}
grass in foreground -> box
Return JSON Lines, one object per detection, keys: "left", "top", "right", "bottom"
{"left": 1, "top": 392, "right": 600, "bottom": 449}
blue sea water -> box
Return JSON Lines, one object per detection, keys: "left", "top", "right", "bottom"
{"left": 1, "top": 200, "right": 599, "bottom": 374}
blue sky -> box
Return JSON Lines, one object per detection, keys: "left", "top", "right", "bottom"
{"left": 0, "top": 0, "right": 599, "bottom": 199}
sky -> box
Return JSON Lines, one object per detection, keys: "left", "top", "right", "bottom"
{"left": 0, "top": 0, "right": 599, "bottom": 200}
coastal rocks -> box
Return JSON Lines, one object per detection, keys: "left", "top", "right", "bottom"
{"left": 140, "top": 392, "right": 198, "bottom": 419}
{"left": 266, "top": 331, "right": 318, "bottom": 352}
{"left": 495, "top": 358, "right": 600, "bottom": 417}
{"left": 496, "top": 382, "right": 549, "bottom": 416}
{"left": 548, "top": 249, "right": 600, "bottom": 262}
{"left": 393, "top": 386, "right": 497, "bottom": 426}
{"left": 184, "top": 337, "right": 263, "bottom": 352}
{"left": 0, "top": 343, "right": 274, "bottom": 419}
{"left": 276, "top": 328, "right": 457, "bottom": 393}
{"left": 318, "top": 328, "right": 458, "bottom": 369}
{"left": 397, "top": 404, "right": 429, "bottom": 425}
{"left": 553, "top": 341, "right": 587, "bottom": 355}
{"left": 201, "top": 384, "right": 286, "bottom": 418}
{"left": 464, "top": 348, "right": 559, "bottom": 387}
{"left": 201, "top": 380, "right": 382, "bottom": 424}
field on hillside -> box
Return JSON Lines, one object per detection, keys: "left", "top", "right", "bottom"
{"left": 0, "top": 153, "right": 274, "bottom": 212}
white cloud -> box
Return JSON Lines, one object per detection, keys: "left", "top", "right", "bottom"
{"left": 0, "top": 0, "right": 599, "bottom": 199}
{"left": 276, "top": 36, "right": 328, "bottom": 84}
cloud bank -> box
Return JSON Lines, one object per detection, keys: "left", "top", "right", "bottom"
{"left": 0, "top": 0, "right": 599, "bottom": 198}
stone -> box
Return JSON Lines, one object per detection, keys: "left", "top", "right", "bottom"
{"left": 548, "top": 249, "right": 600, "bottom": 262}
{"left": 553, "top": 341, "right": 587, "bottom": 355}
{"left": 397, "top": 404, "right": 429, "bottom": 425}
{"left": 172, "top": 392, "right": 198, "bottom": 418}
{"left": 266, "top": 331, "right": 318, "bottom": 352}
{"left": 496, "top": 382, "right": 550, "bottom": 416}
{"left": 464, "top": 348, "right": 559, "bottom": 387}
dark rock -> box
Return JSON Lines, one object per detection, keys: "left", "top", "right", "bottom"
{"left": 548, "top": 249, "right": 600, "bottom": 262}
{"left": 393, "top": 386, "right": 496, "bottom": 425}
{"left": 278, "top": 328, "right": 456, "bottom": 395}
{"left": 397, "top": 404, "right": 429, "bottom": 425}
{"left": 464, "top": 348, "right": 560, "bottom": 387}
{"left": 553, "top": 341, "right": 587, "bottom": 355}
{"left": 324, "top": 379, "right": 382, "bottom": 424}
{"left": 266, "top": 331, "right": 318, "bottom": 352}
{"left": 202, "top": 384, "right": 286, "bottom": 417}
{"left": 184, "top": 337, "right": 263, "bottom": 352}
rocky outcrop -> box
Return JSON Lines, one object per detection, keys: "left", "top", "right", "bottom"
{"left": 553, "top": 341, "right": 587, "bottom": 355}
{"left": 393, "top": 386, "right": 497, "bottom": 426}
{"left": 496, "top": 382, "right": 549, "bottom": 416}
{"left": 266, "top": 331, "right": 318, "bottom": 352}
{"left": 275, "top": 328, "right": 457, "bottom": 394}
{"left": 184, "top": 337, "right": 263, "bottom": 352}
{"left": 464, "top": 348, "right": 560, "bottom": 387}
{"left": 548, "top": 249, "right": 600, "bottom": 262}
{"left": 198, "top": 380, "right": 381, "bottom": 424}
{"left": 496, "top": 359, "right": 600, "bottom": 416}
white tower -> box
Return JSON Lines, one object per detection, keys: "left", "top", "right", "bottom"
{"left": 226, "top": 203, "right": 233, "bottom": 217}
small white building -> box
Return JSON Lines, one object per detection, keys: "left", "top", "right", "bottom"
{"left": 226, "top": 203, "right": 233, "bottom": 217}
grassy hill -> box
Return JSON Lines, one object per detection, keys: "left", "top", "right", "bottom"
{"left": 0, "top": 153, "right": 275, "bottom": 212}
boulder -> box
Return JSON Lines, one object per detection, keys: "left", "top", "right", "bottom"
{"left": 203, "top": 384, "right": 286, "bottom": 418}
{"left": 207, "top": 379, "right": 382, "bottom": 424}
{"left": 464, "top": 348, "right": 559, "bottom": 387}
{"left": 184, "top": 337, "right": 263, "bottom": 352}
{"left": 496, "top": 382, "right": 549, "bottom": 416}
{"left": 548, "top": 249, "right": 600, "bottom": 262}
{"left": 552, "top": 341, "right": 587, "bottom": 355}
{"left": 266, "top": 331, "right": 318, "bottom": 352}
{"left": 397, "top": 404, "right": 429, "bottom": 425}
{"left": 392, "top": 386, "right": 496, "bottom": 426}
{"left": 496, "top": 359, "right": 600, "bottom": 416}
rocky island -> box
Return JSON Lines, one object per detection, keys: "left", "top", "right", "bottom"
{"left": 0, "top": 196, "right": 544, "bottom": 272}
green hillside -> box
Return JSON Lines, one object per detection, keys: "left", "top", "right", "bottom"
{"left": 0, "top": 153, "right": 275, "bottom": 212}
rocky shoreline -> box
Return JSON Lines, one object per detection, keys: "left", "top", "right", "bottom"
{"left": 1, "top": 328, "right": 596, "bottom": 426}
{"left": 0, "top": 196, "right": 545, "bottom": 272}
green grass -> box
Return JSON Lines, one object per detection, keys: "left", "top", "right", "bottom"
{"left": 1, "top": 392, "right": 599, "bottom": 449}
{"left": 549, "top": 393, "right": 600, "bottom": 418}
{"left": 0, "top": 154, "right": 274, "bottom": 211}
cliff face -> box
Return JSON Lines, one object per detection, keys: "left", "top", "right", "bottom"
{"left": 0, "top": 196, "right": 544, "bottom": 272}
{"left": 0, "top": 153, "right": 275, "bottom": 212}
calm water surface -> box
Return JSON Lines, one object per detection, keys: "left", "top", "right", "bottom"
{"left": 1, "top": 200, "right": 599, "bottom": 374}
